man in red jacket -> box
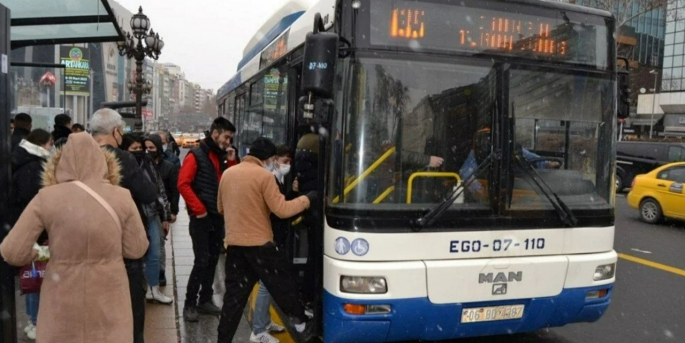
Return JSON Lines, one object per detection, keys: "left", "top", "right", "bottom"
{"left": 178, "top": 117, "right": 237, "bottom": 322}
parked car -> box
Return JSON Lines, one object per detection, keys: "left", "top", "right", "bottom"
{"left": 616, "top": 141, "right": 685, "bottom": 192}
{"left": 627, "top": 162, "right": 685, "bottom": 224}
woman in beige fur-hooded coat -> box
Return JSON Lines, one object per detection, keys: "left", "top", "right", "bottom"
{"left": 0, "top": 132, "right": 148, "bottom": 343}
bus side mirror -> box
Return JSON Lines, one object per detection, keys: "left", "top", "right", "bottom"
{"left": 299, "top": 13, "right": 338, "bottom": 125}
{"left": 617, "top": 69, "right": 630, "bottom": 119}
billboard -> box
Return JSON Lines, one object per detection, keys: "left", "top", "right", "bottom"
{"left": 60, "top": 46, "right": 90, "bottom": 96}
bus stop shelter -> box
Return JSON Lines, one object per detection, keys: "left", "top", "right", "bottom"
{"left": 0, "top": 1, "right": 124, "bottom": 341}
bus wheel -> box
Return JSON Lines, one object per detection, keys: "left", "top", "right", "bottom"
{"left": 640, "top": 198, "right": 662, "bottom": 224}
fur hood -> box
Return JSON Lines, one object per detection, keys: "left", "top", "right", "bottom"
{"left": 42, "top": 143, "right": 122, "bottom": 187}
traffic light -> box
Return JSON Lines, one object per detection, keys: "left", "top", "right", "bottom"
{"left": 617, "top": 69, "right": 631, "bottom": 119}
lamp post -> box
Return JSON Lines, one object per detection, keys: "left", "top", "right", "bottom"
{"left": 117, "top": 6, "right": 164, "bottom": 131}
{"left": 649, "top": 69, "right": 658, "bottom": 139}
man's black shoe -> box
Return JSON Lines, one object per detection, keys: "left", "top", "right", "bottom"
{"left": 296, "top": 320, "right": 318, "bottom": 343}
{"left": 159, "top": 270, "right": 167, "bottom": 287}
{"left": 183, "top": 306, "right": 199, "bottom": 322}
{"left": 196, "top": 301, "right": 222, "bottom": 316}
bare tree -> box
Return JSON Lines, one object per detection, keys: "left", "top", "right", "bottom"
{"left": 567, "top": 0, "right": 670, "bottom": 28}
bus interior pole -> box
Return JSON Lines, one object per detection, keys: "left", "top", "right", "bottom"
{"left": 314, "top": 124, "right": 327, "bottom": 330}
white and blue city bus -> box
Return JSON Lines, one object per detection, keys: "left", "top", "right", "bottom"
{"left": 217, "top": 0, "right": 624, "bottom": 341}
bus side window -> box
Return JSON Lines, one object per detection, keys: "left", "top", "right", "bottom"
{"left": 668, "top": 146, "right": 685, "bottom": 162}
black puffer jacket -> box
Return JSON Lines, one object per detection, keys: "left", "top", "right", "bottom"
{"left": 10, "top": 127, "right": 30, "bottom": 152}
{"left": 10, "top": 140, "right": 49, "bottom": 243}
{"left": 52, "top": 125, "right": 72, "bottom": 148}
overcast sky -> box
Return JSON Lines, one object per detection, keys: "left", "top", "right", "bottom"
{"left": 114, "top": 0, "right": 315, "bottom": 92}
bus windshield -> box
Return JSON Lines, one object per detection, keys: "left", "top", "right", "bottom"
{"left": 329, "top": 55, "right": 614, "bottom": 213}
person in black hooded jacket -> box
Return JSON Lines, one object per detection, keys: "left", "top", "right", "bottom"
{"left": 10, "top": 128, "right": 53, "bottom": 339}
{"left": 145, "top": 133, "right": 179, "bottom": 286}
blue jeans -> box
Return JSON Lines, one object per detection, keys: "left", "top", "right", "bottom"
{"left": 144, "top": 217, "right": 162, "bottom": 287}
{"left": 252, "top": 280, "right": 272, "bottom": 334}
{"left": 25, "top": 293, "right": 40, "bottom": 324}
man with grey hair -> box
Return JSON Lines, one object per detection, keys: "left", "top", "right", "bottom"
{"left": 90, "top": 108, "right": 157, "bottom": 343}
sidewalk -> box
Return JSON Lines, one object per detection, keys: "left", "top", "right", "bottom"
{"left": 172, "top": 199, "right": 252, "bottom": 343}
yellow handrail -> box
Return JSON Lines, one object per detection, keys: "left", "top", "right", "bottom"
{"left": 332, "top": 147, "right": 396, "bottom": 203}
{"left": 406, "top": 172, "right": 462, "bottom": 204}
{"left": 373, "top": 186, "right": 395, "bottom": 204}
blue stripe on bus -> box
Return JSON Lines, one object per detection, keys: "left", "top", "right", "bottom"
{"left": 236, "top": 11, "right": 305, "bottom": 72}
{"left": 323, "top": 285, "right": 612, "bottom": 343}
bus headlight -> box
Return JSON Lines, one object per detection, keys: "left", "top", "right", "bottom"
{"left": 593, "top": 263, "right": 615, "bottom": 281}
{"left": 340, "top": 276, "right": 387, "bottom": 294}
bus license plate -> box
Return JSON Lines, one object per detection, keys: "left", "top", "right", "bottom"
{"left": 461, "top": 305, "right": 525, "bottom": 323}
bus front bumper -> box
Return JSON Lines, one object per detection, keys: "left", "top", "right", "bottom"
{"left": 323, "top": 284, "right": 612, "bottom": 343}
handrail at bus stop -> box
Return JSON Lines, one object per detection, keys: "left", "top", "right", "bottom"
{"left": 332, "top": 147, "right": 397, "bottom": 203}
{"left": 406, "top": 172, "right": 462, "bottom": 204}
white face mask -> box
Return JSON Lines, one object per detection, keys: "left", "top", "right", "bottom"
{"left": 278, "top": 164, "right": 291, "bottom": 176}
{"left": 162, "top": 144, "right": 168, "bottom": 151}
{"left": 264, "top": 161, "right": 274, "bottom": 171}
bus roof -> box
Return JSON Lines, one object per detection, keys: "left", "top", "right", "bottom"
{"left": 217, "top": 0, "right": 614, "bottom": 101}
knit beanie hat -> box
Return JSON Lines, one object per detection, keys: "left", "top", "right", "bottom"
{"left": 248, "top": 137, "right": 277, "bottom": 161}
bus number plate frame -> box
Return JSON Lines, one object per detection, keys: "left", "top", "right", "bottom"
{"left": 460, "top": 304, "right": 525, "bottom": 323}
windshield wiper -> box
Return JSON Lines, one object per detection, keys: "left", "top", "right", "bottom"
{"left": 412, "top": 150, "right": 501, "bottom": 231}
{"left": 513, "top": 151, "right": 578, "bottom": 227}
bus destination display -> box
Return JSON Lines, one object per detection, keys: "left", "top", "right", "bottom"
{"left": 369, "top": 0, "right": 605, "bottom": 66}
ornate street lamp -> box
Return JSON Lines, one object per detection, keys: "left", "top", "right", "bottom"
{"left": 117, "top": 6, "right": 164, "bottom": 131}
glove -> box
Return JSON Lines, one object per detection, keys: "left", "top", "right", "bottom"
{"left": 305, "top": 191, "right": 318, "bottom": 205}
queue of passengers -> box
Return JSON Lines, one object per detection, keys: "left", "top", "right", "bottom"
{"left": 2, "top": 110, "right": 180, "bottom": 342}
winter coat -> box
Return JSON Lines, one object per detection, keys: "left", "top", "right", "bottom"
{"left": 11, "top": 126, "right": 30, "bottom": 152}
{"left": 52, "top": 125, "right": 72, "bottom": 148}
{"left": 0, "top": 132, "right": 148, "bottom": 343}
{"left": 218, "top": 156, "right": 310, "bottom": 247}
{"left": 9, "top": 140, "right": 50, "bottom": 243}
{"left": 148, "top": 134, "right": 180, "bottom": 215}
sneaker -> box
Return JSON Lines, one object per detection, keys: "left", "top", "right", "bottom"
{"left": 183, "top": 305, "right": 199, "bottom": 322}
{"left": 196, "top": 301, "right": 222, "bottom": 315}
{"left": 266, "top": 322, "right": 286, "bottom": 333}
{"left": 250, "top": 331, "right": 280, "bottom": 343}
{"left": 26, "top": 325, "right": 36, "bottom": 340}
{"left": 23, "top": 322, "right": 34, "bottom": 334}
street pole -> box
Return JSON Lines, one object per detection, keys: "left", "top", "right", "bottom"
{"left": 650, "top": 73, "right": 657, "bottom": 139}
{"left": 117, "top": 6, "right": 164, "bottom": 133}
{"left": 135, "top": 58, "right": 143, "bottom": 132}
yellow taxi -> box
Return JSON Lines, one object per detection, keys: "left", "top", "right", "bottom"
{"left": 181, "top": 134, "right": 201, "bottom": 149}
{"left": 627, "top": 162, "right": 685, "bottom": 224}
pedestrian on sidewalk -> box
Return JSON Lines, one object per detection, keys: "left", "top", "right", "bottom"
{"left": 251, "top": 144, "right": 297, "bottom": 343}
{"left": 121, "top": 133, "right": 174, "bottom": 305}
{"left": 0, "top": 132, "right": 149, "bottom": 343}
{"left": 11, "top": 113, "right": 32, "bottom": 152}
{"left": 90, "top": 108, "right": 158, "bottom": 343}
{"left": 216, "top": 137, "right": 316, "bottom": 343}
{"left": 158, "top": 131, "right": 181, "bottom": 168}
{"left": 9, "top": 129, "right": 53, "bottom": 340}
{"left": 146, "top": 133, "right": 180, "bottom": 286}
{"left": 178, "top": 117, "right": 237, "bottom": 322}
{"left": 52, "top": 113, "right": 72, "bottom": 148}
